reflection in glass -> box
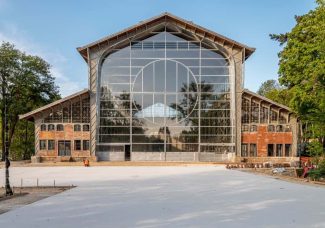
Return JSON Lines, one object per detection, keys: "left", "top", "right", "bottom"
{"left": 98, "top": 31, "right": 234, "bottom": 153}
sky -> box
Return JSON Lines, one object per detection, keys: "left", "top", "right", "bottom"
{"left": 0, "top": 0, "right": 316, "bottom": 96}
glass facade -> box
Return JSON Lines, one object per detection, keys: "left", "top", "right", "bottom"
{"left": 97, "top": 32, "right": 235, "bottom": 154}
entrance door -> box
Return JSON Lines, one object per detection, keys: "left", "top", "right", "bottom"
{"left": 125, "top": 145, "right": 131, "bottom": 161}
{"left": 58, "top": 141, "right": 71, "bottom": 156}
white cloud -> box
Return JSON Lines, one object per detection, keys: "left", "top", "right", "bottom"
{"left": 0, "top": 23, "right": 82, "bottom": 97}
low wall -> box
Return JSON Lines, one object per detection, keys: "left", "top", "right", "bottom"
{"left": 236, "top": 156, "right": 299, "bottom": 164}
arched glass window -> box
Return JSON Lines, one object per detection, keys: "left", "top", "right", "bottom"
{"left": 74, "top": 124, "right": 81, "bottom": 131}
{"left": 98, "top": 31, "right": 233, "bottom": 153}
{"left": 40, "top": 124, "right": 47, "bottom": 131}
{"left": 57, "top": 124, "right": 64, "bottom": 131}
{"left": 48, "top": 124, "right": 55, "bottom": 131}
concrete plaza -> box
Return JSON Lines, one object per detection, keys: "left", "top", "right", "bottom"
{"left": 1, "top": 166, "right": 325, "bottom": 227}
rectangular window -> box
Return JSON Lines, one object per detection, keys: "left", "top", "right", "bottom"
{"left": 74, "top": 140, "right": 81, "bottom": 151}
{"left": 241, "top": 144, "right": 248, "bottom": 157}
{"left": 250, "top": 144, "right": 257, "bottom": 157}
{"left": 241, "top": 125, "right": 249, "bottom": 132}
{"left": 40, "top": 140, "right": 47, "bottom": 150}
{"left": 285, "top": 144, "right": 291, "bottom": 157}
{"left": 83, "top": 140, "right": 90, "bottom": 150}
{"left": 267, "top": 144, "right": 274, "bottom": 157}
{"left": 83, "top": 124, "right": 90, "bottom": 131}
{"left": 74, "top": 124, "right": 81, "bottom": 131}
{"left": 276, "top": 144, "right": 283, "bottom": 157}
{"left": 48, "top": 140, "right": 55, "bottom": 150}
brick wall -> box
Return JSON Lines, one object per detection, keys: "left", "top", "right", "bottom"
{"left": 242, "top": 125, "right": 293, "bottom": 157}
{"left": 38, "top": 123, "right": 90, "bottom": 158}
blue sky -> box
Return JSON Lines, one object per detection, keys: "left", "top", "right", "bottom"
{"left": 0, "top": 0, "right": 315, "bottom": 96}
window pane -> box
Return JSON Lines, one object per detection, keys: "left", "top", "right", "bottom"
{"left": 74, "top": 140, "right": 81, "bottom": 150}
{"left": 83, "top": 140, "right": 90, "bottom": 150}
{"left": 48, "top": 140, "right": 55, "bottom": 150}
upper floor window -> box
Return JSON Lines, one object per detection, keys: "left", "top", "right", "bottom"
{"left": 57, "top": 124, "right": 64, "bottom": 131}
{"left": 268, "top": 125, "right": 275, "bottom": 132}
{"left": 250, "top": 125, "right": 257, "bottom": 132}
{"left": 83, "top": 124, "right": 90, "bottom": 131}
{"left": 241, "top": 125, "right": 249, "bottom": 132}
{"left": 276, "top": 125, "right": 283, "bottom": 132}
{"left": 40, "top": 124, "right": 47, "bottom": 131}
{"left": 74, "top": 124, "right": 81, "bottom": 132}
{"left": 270, "top": 110, "right": 278, "bottom": 123}
{"left": 48, "top": 124, "right": 55, "bottom": 131}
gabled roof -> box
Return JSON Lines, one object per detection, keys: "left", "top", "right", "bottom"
{"left": 242, "top": 89, "right": 291, "bottom": 112}
{"left": 77, "top": 12, "right": 255, "bottom": 62}
{"left": 19, "top": 89, "right": 90, "bottom": 121}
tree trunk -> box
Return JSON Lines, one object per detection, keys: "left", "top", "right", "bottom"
{"left": 1, "top": 111, "right": 5, "bottom": 161}
{"left": 4, "top": 91, "right": 13, "bottom": 196}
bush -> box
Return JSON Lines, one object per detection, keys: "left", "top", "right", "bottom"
{"left": 309, "top": 159, "right": 325, "bottom": 181}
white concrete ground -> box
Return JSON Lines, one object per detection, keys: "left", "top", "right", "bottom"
{"left": 1, "top": 166, "right": 325, "bottom": 228}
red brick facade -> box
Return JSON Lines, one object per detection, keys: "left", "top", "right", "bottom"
{"left": 38, "top": 123, "right": 90, "bottom": 159}
{"left": 242, "top": 125, "right": 293, "bottom": 157}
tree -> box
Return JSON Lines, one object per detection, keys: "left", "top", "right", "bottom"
{"left": 257, "top": 80, "right": 292, "bottom": 107}
{"left": 257, "top": 79, "right": 280, "bottom": 97}
{"left": 0, "top": 42, "right": 60, "bottom": 195}
{"left": 270, "top": 0, "right": 325, "bottom": 148}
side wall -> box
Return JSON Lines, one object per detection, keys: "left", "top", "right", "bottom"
{"left": 35, "top": 122, "right": 90, "bottom": 161}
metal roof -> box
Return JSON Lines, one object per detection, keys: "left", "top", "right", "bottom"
{"left": 19, "top": 89, "right": 90, "bottom": 120}
{"left": 242, "top": 89, "right": 292, "bottom": 112}
{"left": 77, "top": 12, "right": 255, "bottom": 62}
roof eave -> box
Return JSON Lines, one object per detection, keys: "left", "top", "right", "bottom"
{"left": 242, "top": 89, "right": 292, "bottom": 112}
{"left": 19, "top": 89, "right": 90, "bottom": 121}
{"left": 77, "top": 12, "right": 255, "bottom": 62}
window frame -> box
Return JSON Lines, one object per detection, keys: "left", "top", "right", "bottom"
{"left": 48, "top": 140, "right": 55, "bottom": 150}
{"left": 249, "top": 143, "right": 257, "bottom": 157}
{"left": 83, "top": 140, "right": 90, "bottom": 150}
{"left": 74, "top": 124, "right": 81, "bottom": 132}
{"left": 74, "top": 140, "right": 81, "bottom": 151}
{"left": 40, "top": 124, "right": 47, "bottom": 131}
{"left": 57, "top": 124, "right": 64, "bottom": 131}
{"left": 48, "top": 124, "right": 55, "bottom": 131}
{"left": 241, "top": 143, "right": 248, "bottom": 157}
{"left": 40, "top": 140, "right": 47, "bottom": 150}
{"left": 83, "top": 124, "right": 90, "bottom": 132}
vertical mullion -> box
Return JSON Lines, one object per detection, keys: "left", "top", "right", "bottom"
{"left": 198, "top": 41, "right": 201, "bottom": 157}
{"left": 129, "top": 42, "right": 132, "bottom": 155}
{"left": 164, "top": 27, "right": 167, "bottom": 159}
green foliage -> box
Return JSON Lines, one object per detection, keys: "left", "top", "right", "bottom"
{"left": 257, "top": 79, "right": 281, "bottom": 97}
{"left": 264, "top": 87, "right": 292, "bottom": 107}
{"left": 307, "top": 140, "right": 324, "bottom": 158}
{"left": 0, "top": 42, "right": 60, "bottom": 160}
{"left": 270, "top": 1, "right": 325, "bottom": 148}
{"left": 308, "top": 158, "right": 325, "bottom": 180}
